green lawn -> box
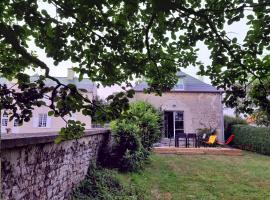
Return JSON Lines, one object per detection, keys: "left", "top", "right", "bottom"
{"left": 117, "top": 152, "right": 270, "bottom": 200}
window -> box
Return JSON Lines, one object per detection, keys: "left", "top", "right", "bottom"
{"left": 174, "top": 111, "right": 184, "bottom": 135}
{"left": 13, "top": 118, "right": 19, "bottom": 127}
{"left": 2, "top": 112, "right": 8, "bottom": 127}
{"left": 38, "top": 114, "right": 47, "bottom": 127}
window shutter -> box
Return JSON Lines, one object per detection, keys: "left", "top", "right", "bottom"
{"left": 33, "top": 117, "right": 38, "bottom": 128}
{"left": 47, "top": 117, "right": 52, "bottom": 128}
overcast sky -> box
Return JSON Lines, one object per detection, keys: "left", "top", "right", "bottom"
{"left": 26, "top": 2, "right": 249, "bottom": 99}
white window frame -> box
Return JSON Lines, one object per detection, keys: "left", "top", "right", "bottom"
{"left": 13, "top": 118, "right": 19, "bottom": 127}
{"left": 173, "top": 111, "right": 184, "bottom": 139}
{"left": 38, "top": 114, "right": 48, "bottom": 128}
{"left": 2, "top": 112, "right": 8, "bottom": 127}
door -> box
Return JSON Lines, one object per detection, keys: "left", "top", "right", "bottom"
{"left": 164, "top": 111, "right": 174, "bottom": 138}
{"left": 174, "top": 111, "right": 184, "bottom": 138}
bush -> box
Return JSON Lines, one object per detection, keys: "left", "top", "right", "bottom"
{"left": 120, "top": 149, "right": 149, "bottom": 172}
{"left": 125, "top": 101, "right": 161, "bottom": 149}
{"left": 107, "top": 101, "right": 161, "bottom": 172}
{"left": 71, "top": 165, "right": 143, "bottom": 200}
{"left": 224, "top": 115, "right": 247, "bottom": 140}
{"left": 232, "top": 125, "right": 270, "bottom": 155}
{"left": 109, "top": 119, "right": 149, "bottom": 172}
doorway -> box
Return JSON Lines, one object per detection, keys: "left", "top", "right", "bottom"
{"left": 164, "top": 111, "right": 184, "bottom": 139}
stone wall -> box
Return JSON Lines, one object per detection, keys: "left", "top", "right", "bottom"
{"left": 1, "top": 129, "right": 110, "bottom": 200}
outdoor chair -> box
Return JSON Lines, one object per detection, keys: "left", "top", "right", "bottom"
{"left": 217, "top": 134, "right": 235, "bottom": 146}
{"left": 175, "top": 133, "right": 187, "bottom": 148}
{"left": 197, "top": 133, "right": 207, "bottom": 147}
{"left": 203, "top": 135, "right": 217, "bottom": 147}
{"left": 187, "top": 133, "right": 197, "bottom": 148}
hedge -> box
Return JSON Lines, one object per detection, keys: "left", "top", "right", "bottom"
{"left": 232, "top": 125, "right": 270, "bottom": 155}
{"left": 224, "top": 115, "right": 247, "bottom": 140}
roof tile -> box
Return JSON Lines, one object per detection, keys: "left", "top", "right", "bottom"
{"left": 134, "top": 71, "right": 221, "bottom": 93}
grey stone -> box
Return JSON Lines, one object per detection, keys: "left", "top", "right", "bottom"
{"left": 1, "top": 130, "right": 110, "bottom": 200}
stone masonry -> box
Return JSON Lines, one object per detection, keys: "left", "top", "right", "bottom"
{"left": 1, "top": 129, "right": 110, "bottom": 200}
{"left": 133, "top": 92, "right": 224, "bottom": 142}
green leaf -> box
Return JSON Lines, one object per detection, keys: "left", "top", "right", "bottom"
{"left": 48, "top": 111, "right": 54, "bottom": 116}
{"left": 54, "top": 136, "right": 63, "bottom": 144}
{"left": 247, "top": 15, "right": 254, "bottom": 20}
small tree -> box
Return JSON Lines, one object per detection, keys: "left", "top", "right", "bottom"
{"left": 251, "top": 110, "right": 270, "bottom": 127}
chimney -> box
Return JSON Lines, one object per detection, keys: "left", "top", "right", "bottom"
{"left": 67, "top": 68, "right": 75, "bottom": 80}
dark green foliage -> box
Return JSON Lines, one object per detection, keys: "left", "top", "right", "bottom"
{"left": 224, "top": 115, "right": 247, "bottom": 140}
{"left": 120, "top": 149, "right": 150, "bottom": 172}
{"left": 125, "top": 101, "right": 162, "bottom": 149}
{"left": 251, "top": 110, "right": 270, "bottom": 127}
{"left": 55, "top": 120, "right": 85, "bottom": 144}
{"left": 243, "top": 79, "right": 270, "bottom": 126}
{"left": 108, "top": 101, "right": 161, "bottom": 172}
{"left": 110, "top": 120, "right": 148, "bottom": 172}
{"left": 71, "top": 165, "right": 142, "bottom": 200}
{"left": 235, "top": 78, "right": 270, "bottom": 124}
{"left": 232, "top": 125, "right": 270, "bottom": 155}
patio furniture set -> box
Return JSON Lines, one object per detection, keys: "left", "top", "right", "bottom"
{"left": 174, "top": 133, "right": 204, "bottom": 148}
{"left": 173, "top": 133, "right": 235, "bottom": 148}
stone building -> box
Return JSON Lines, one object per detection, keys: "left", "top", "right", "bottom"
{"left": 133, "top": 71, "right": 224, "bottom": 142}
{"left": 0, "top": 69, "right": 97, "bottom": 134}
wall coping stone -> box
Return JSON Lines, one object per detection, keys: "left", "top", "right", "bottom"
{"left": 1, "top": 128, "right": 110, "bottom": 150}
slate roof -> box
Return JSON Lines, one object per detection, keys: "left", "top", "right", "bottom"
{"left": 134, "top": 71, "right": 221, "bottom": 93}
{"left": 0, "top": 75, "right": 96, "bottom": 92}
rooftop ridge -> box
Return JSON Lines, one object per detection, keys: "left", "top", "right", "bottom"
{"left": 134, "top": 71, "right": 222, "bottom": 93}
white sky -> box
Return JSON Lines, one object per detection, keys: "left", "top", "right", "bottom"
{"left": 26, "top": 2, "right": 249, "bottom": 99}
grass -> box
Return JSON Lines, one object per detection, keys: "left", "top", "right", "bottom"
{"left": 116, "top": 152, "right": 270, "bottom": 200}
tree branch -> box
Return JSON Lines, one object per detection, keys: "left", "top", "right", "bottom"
{"left": 144, "top": 12, "right": 162, "bottom": 80}
{"left": 0, "top": 23, "right": 63, "bottom": 86}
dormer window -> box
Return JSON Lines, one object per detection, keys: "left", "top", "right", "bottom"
{"left": 174, "top": 78, "right": 184, "bottom": 91}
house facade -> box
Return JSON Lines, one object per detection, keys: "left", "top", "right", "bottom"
{"left": 133, "top": 72, "right": 224, "bottom": 142}
{"left": 0, "top": 69, "right": 97, "bottom": 134}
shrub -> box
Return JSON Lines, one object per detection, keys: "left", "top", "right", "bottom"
{"left": 107, "top": 101, "right": 161, "bottom": 172}
{"left": 120, "top": 149, "right": 149, "bottom": 172}
{"left": 71, "top": 165, "right": 143, "bottom": 200}
{"left": 232, "top": 125, "right": 270, "bottom": 155}
{"left": 125, "top": 101, "right": 161, "bottom": 149}
{"left": 109, "top": 119, "right": 148, "bottom": 172}
{"left": 224, "top": 115, "right": 247, "bottom": 140}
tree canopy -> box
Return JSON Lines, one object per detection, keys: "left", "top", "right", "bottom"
{"left": 1, "top": 0, "right": 270, "bottom": 129}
